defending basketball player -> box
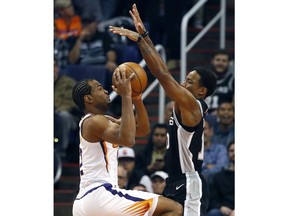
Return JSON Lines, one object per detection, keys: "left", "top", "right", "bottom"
{"left": 109, "top": 4, "right": 217, "bottom": 216}
{"left": 72, "top": 67, "right": 182, "bottom": 216}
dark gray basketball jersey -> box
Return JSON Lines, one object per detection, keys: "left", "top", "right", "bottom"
{"left": 166, "top": 99, "right": 208, "bottom": 177}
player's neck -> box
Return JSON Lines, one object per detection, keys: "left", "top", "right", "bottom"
{"left": 85, "top": 108, "right": 105, "bottom": 115}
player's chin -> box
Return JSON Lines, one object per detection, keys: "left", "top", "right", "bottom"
{"left": 107, "top": 99, "right": 111, "bottom": 106}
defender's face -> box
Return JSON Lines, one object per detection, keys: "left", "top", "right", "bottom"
{"left": 181, "top": 70, "right": 202, "bottom": 98}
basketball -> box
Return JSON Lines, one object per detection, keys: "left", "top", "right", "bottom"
{"left": 112, "top": 62, "right": 148, "bottom": 97}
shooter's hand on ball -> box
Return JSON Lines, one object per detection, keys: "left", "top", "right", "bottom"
{"left": 112, "top": 67, "right": 135, "bottom": 97}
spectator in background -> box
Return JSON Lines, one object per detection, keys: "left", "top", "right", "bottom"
{"left": 135, "top": 123, "right": 168, "bottom": 176}
{"left": 118, "top": 147, "right": 153, "bottom": 192}
{"left": 201, "top": 120, "right": 229, "bottom": 183}
{"left": 150, "top": 171, "right": 168, "bottom": 195}
{"left": 207, "top": 140, "right": 235, "bottom": 216}
{"left": 73, "top": 0, "right": 118, "bottom": 22}
{"left": 68, "top": 12, "right": 118, "bottom": 73}
{"left": 212, "top": 101, "right": 235, "bottom": 147}
{"left": 54, "top": 23, "right": 71, "bottom": 70}
{"left": 205, "top": 49, "right": 234, "bottom": 115}
{"left": 54, "top": 0, "right": 82, "bottom": 40}
{"left": 54, "top": 58, "right": 80, "bottom": 158}
{"left": 205, "top": 112, "right": 218, "bottom": 129}
{"left": 117, "top": 164, "right": 128, "bottom": 189}
{"left": 131, "top": 184, "right": 148, "bottom": 192}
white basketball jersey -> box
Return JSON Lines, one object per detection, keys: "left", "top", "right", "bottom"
{"left": 78, "top": 113, "right": 119, "bottom": 191}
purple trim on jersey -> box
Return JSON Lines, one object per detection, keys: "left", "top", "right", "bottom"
{"left": 75, "top": 183, "right": 145, "bottom": 202}
{"left": 75, "top": 184, "right": 104, "bottom": 200}
{"left": 103, "top": 184, "right": 145, "bottom": 202}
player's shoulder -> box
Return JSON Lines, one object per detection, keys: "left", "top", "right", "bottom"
{"left": 82, "top": 114, "right": 108, "bottom": 128}
{"left": 198, "top": 99, "right": 208, "bottom": 114}
{"left": 82, "top": 115, "right": 113, "bottom": 139}
{"left": 88, "top": 114, "right": 108, "bottom": 123}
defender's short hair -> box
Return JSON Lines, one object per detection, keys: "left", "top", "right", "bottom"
{"left": 192, "top": 66, "right": 217, "bottom": 97}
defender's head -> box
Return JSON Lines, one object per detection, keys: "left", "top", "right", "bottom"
{"left": 181, "top": 66, "right": 217, "bottom": 99}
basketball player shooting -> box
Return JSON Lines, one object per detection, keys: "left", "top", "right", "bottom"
{"left": 72, "top": 67, "right": 182, "bottom": 216}
{"left": 109, "top": 4, "right": 217, "bottom": 216}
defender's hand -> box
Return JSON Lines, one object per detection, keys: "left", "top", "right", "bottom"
{"left": 129, "top": 4, "right": 146, "bottom": 34}
{"left": 109, "top": 26, "right": 139, "bottom": 43}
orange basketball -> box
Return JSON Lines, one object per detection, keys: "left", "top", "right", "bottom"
{"left": 112, "top": 62, "right": 148, "bottom": 97}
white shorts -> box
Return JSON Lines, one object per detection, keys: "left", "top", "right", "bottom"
{"left": 73, "top": 183, "right": 159, "bottom": 216}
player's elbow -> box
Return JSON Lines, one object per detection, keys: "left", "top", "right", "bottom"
{"left": 136, "top": 127, "right": 150, "bottom": 137}
{"left": 123, "top": 139, "right": 135, "bottom": 147}
{"left": 144, "top": 126, "right": 151, "bottom": 135}
{"left": 142, "top": 127, "right": 151, "bottom": 136}
{"left": 119, "top": 136, "right": 135, "bottom": 147}
{"left": 128, "top": 136, "right": 136, "bottom": 147}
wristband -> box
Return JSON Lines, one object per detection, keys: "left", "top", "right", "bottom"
{"left": 140, "top": 31, "right": 149, "bottom": 38}
{"left": 137, "top": 34, "right": 143, "bottom": 43}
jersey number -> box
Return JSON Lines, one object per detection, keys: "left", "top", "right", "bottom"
{"left": 206, "top": 95, "right": 219, "bottom": 110}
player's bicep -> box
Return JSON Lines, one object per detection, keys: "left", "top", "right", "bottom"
{"left": 94, "top": 116, "right": 133, "bottom": 146}
{"left": 100, "top": 122, "right": 122, "bottom": 144}
{"left": 83, "top": 115, "right": 119, "bottom": 143}
{"left": 93, "top": 116, "right": 121, "bottom": 143}
{"left": 160, "top": 74, "right": 199, "bottom": 111}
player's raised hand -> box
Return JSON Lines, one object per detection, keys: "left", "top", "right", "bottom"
{"left": 129, "top": 4, "right": 146, "bottom": 34}
{"left": 109, "top": 26, "right": 139, "bottom": 42}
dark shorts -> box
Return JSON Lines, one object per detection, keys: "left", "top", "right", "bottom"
{"left": 163, "top": 172, "right": 209, "bottom": 216}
